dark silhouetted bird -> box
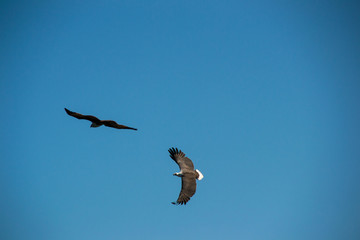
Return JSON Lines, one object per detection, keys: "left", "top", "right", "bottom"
{"left": 64, "top": 108, "right": 137, "bottom": 130}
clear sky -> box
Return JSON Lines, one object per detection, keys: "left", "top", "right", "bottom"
{"left": 1, "top": 1, "right": 360, "bottom": 240}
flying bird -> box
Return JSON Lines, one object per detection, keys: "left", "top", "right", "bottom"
{"left": 169, "top": 147, "right": 204, "bottom": 205}
{"left": 64, "top": 108, "right": 137, "bottom": 130}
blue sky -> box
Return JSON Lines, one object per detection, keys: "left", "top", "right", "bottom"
{"left": 1, "top": 1, "right": 360, "bottom": 239}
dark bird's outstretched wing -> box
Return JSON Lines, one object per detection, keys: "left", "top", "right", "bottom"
{"left": 101, "top": 120, "right": 137, "bottom": 130}
{"left": 64, "top": 108, "right": 100, "bottom": 123}
{"left": 168, "top": 147, "right": 194, "bottom": 171}
{"left": 172, "top": 173, "right": 197, "bottom": 205}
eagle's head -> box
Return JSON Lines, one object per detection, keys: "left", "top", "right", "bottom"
{"left": 173, "top": 172, "right": 183, "bottom": 177}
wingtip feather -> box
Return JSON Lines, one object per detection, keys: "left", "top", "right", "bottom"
{"left": 168, "top": 147, "right": 185, "bottom": 159}
{"left": 64, "top": 108, "right": 72, "bottom": 115}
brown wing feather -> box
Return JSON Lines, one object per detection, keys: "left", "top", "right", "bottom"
{"left": 168, "top": 147, "right": 195, "bottom": 171}
{"left": 101, "top": 120, "right": 137, "bottom": 130}
{"left": 172, "top": 173, "right": 197, "bottom": 205}
{"left": 64, "top": 108, "right": 100, "bottom": 123}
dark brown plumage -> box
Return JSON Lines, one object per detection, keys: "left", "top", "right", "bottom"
{"left": 64, "top": 108, "right": 137, "bottom": 130}
{"left": 169, "top": 147, "right": 204, "bottom": 205}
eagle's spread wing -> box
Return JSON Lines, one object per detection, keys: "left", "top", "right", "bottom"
{"left": 168, "top": 147, "right": 194, "bottom": 171}
{"left": 64, "top": 108, "right": 100, "bottom": 122}
{"left": 172, "top": 173, "right": 197, "bottom": 205}
{"left": 101, "top": 120, "right": 137, "bottom": 130}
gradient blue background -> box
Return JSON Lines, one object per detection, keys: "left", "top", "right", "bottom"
{"left": 1, "top": 1, "right": 360, "bottom": 239}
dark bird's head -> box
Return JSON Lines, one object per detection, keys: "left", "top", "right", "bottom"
{"left": 90, "top": 122, "right": 102, "bottom": 128}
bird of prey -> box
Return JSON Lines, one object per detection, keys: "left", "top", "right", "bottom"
{"left": 168, "top": 147, "right": 204, "bottom": 205}
{"left": 64, "top": 108, "right": 137, "bottom": 130}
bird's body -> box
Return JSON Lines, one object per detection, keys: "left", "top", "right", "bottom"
{"left": 64, "top": 108, "right": 137, "bottom": 130}
{"left": 168, "top": 147, "right": 203, "bottom": 205}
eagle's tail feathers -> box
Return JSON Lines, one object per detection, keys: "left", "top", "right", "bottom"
{"left": 196, "top": 169, "right": 204, "bottom": 180}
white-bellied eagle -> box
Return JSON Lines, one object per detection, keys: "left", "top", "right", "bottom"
{"left": 168, "top": 147, "right": 203, "bottom": 205}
